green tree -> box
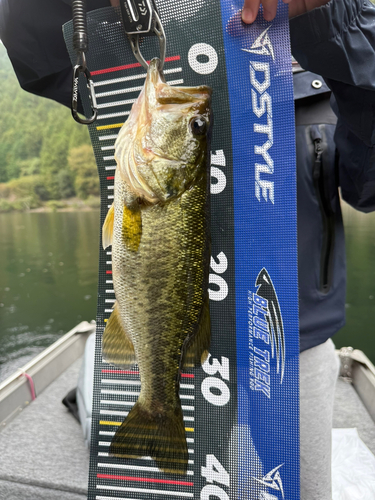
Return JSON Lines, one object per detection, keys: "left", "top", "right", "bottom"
{"left": 0, "top": 43, "right": 96, "bottom": 203}
{"left": 0, "top": 143, "right": 10, "bottom": 182}
{"left": 57, "top": 169, "right": 76, "bottom": 199}
{"left": 68, "top": 145, "right": 100, "bottom": 199}
{"left": 40, "top": 130, "right": 70, "bottom": 199}
{"left": 19, "top": 157, "right": 41, "bottom": 177}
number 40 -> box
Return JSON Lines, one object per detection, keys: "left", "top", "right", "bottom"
{"left": 201, "top": 454, "right": 230, "bottom": 499}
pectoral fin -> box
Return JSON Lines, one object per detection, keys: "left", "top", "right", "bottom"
{"left": 122, "top": 204, "right": 142, "bottom": 252}
{"left": 102, "top": 303, "right": 136, "bottom": 369}
{"left": 102, "top": 204, "right": 114, "bottom": 249}
{"left": 182, "top": 295, "right": 211, "bottom": 368}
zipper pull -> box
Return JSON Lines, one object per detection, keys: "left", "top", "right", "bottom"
{"left": 313, "top": 138, "right": 323, "bottom": 180}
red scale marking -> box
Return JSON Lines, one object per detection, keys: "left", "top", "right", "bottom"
{"left": 97, "top": 473, "right": 193, "bottom": 486}
{"left": 92, "top": 55, "right": 180, "bottom": 76}
{"left": 106, "top": 270, "right": 112, "bottom": 275}
{"left": 106, "top": 176, "right": 115, "bottom": 180}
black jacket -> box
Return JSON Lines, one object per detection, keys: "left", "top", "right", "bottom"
{"left": 1, "top": 0, "right": 374, "bottom": 352}
{"left": 0, "top": 0, "right": 108, "bottom": 108}
{"left": 290, "top": 0, "right": 375, "bottom": 350}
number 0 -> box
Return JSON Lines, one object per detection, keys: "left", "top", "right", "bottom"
{"left": 201, "top": 377, "right": 230, "bottom": 406}
{"left": 188, "top": 43, "right": 218, "bottom": 75}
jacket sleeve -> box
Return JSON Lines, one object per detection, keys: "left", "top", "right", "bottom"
{"left": 0, "top": 0, "right": 110, "bottom": 110}
{"left": 290, "top": 0, "right": 375, "bottom": 212}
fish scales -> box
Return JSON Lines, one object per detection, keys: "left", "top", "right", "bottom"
{"left": 101, "top": 58, "right": 212, "bottom": 474}
{"left": 113, "top": 172, "right": 209, "bottom": 408}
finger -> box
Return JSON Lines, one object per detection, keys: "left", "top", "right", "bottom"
{"left": 242, "top": 0, "right": 261, "bottom": 24}
{"left": 260, "top": 0, "right": 278, "bottom": 21}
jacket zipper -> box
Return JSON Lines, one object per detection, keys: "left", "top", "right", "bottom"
{"left": 313, "top": 136, "right": 335, "bottom": 294}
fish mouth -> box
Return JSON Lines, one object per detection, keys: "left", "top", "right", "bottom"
{"left": 147, "top": 58, "right": 212, "bottom": 115}
{"left": 114, "top": 58, "right": 212, "bottom": 204}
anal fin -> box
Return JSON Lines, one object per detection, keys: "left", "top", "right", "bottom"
{"left": 182, "top": 295, "right": 211, "bottom": 368}
{"left": 102, "top": 303, "right": 136, "bottom": 369}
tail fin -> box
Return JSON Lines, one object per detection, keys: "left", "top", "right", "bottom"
{"left": 109, "top": 400, "right": 188, "bottom": 474}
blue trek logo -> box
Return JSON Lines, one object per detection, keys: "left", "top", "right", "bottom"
{"left": 248, "top": 268, "right": 285, "bottom": 398}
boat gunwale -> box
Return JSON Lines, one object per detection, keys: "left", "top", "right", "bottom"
{"left": 0, "top": 320, "right": 96, "bottom": 429}
{"left": 337, "top": 347, "right": 375, "bottom": 424}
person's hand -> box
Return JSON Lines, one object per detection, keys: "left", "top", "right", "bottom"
{"left": 110, "top": 0, "right": 120, "bottom": 6}
{"left": 241, "top": 0, "right": 330, "bottom": 24}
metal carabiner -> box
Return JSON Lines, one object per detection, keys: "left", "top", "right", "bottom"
{"left": 127, "top": 11, "right": 166, "bottom": 72}
{"left": 71, "top": 52, "right": 98, "bottom": 125}
{"left": 71, "top": 0, "right": 98, "bottom": 125}
{"left": 119, "top": 0, "right": 166, "bottom": 72}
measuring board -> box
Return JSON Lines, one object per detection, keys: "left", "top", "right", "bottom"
{"left": 64, "top": 1, "right": 299, "bottom": 498}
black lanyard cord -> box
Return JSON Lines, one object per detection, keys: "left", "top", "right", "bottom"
{"left": 72, "top": 0, "right": 89, "bottom": 54}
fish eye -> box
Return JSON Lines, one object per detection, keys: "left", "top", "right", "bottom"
{"left": 190, "top": 116, "right": 207, "bottom": 136}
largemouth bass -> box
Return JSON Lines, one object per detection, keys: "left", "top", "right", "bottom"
{"left": 102, "top": 58, "right": 212, "bottom": 474}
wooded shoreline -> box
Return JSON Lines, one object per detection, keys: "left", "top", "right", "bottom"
{"left": 0, "top": 196, "right": 100, "bottom": 213}
{"left": 0, "top": 45, "right": 99, "bottom": 213}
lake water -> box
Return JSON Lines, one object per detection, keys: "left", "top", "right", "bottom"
{"left": 0, "top": 204, "right": 374, "bottom": 382}
{"left": 334, "top": 203, "right": 375, "bottom": 360}
{"left": 0, "top": 211, "right": 99, "bottom": 381}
